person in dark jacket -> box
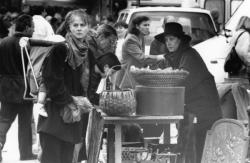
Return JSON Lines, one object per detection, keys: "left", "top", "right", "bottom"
{"left": 86, "top": 24, "right": 121, "bottom": 105}
{"left": 159, "top": 22, "right": 222, "bottom": 163}
{"left": 0, "top": 14, "right": 36, "bottom": 161}
{"left": 37, "top": 9, "right": 92, "bottom": 163}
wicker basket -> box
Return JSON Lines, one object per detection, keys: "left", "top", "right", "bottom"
{"left": 99, "top": 66, "right": 136, "bottom": 116}
{"left": 131, "top": 70, "right": 189, "bottom": 87}
{"left": 99, "top": 89, "right": 136, "bottom": 116}
{"left": 122, "top": 147, "right": 150, "bottom": 161}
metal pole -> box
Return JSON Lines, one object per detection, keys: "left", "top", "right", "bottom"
{"left": 137, "top": 0, "right": 140, "bottom": 6}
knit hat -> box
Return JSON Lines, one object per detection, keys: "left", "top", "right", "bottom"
{"left": 164, "top": 22, "right": 191, "bottom": 42}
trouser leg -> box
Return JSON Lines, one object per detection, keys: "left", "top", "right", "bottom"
{"left": 40, "top": 133, "right": 74, "bottom": 163}
{"left": 195, "top": 125, "right": 206, "bottom": 163}
{"left": 61, "top": 140, "right": 75, "bottom": 163}
{"left": 195, "top": 119, "right": 216, "bottom": 163}
{"left": 18, "top": 102, "right": 33, "bottom": 158}
{"left": 0, "top": 102, "right": 18, "bottom": 147}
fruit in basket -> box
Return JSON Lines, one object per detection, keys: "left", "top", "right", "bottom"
{"left": 130, "top": 66, "right": 189, "bottom": 87}
{"left": 130, "top": 65, "right": 189, "bottom": 75}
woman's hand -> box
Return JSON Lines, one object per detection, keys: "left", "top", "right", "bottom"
{"left": 155, "top": 54, "right": 165, "bottom": 61}
{"left": 19, "top": 37, "right": 30, "bottom": 47}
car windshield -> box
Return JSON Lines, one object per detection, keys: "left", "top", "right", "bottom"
{"left": 130, "top": 11, "right": 217, "bottom": 46}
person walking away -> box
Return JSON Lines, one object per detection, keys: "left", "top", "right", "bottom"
{"left": 158, "top": 22, "right": 222, "bottom": 163}
{"left": 0, "top": 14, "right": 37, "bottom": 162}
{"left": 37, "top": 9, "right": 93, "bottom": 163}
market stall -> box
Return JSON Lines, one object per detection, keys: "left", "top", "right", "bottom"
{"left": 96, "top": 66, "right": 189, "bottom": 163}
{"left": 104, "top": 115, "right": 183, "bottom": 163}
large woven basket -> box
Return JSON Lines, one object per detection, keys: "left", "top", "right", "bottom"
{"left": 99, "top": 89, "right": 136, "bottom": 116}
{"left": 122, "top": 147, "right": 150, "bottom": 161}
{"left": 99, "top": 66, "right": 136, "bottom": 116}
{"left": 131, "top": 71, "right": 189, "bottom": 87}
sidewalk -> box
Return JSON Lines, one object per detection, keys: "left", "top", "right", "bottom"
{"left": 1, "top": 118, "right": 38, "bottom": 163}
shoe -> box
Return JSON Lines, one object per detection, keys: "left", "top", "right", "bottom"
{"left": 20, "top": 154, "right": 37, "bottom": 161}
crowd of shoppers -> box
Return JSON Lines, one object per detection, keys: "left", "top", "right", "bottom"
{"left": 0, "top": 3, "right": 250, "bottom": 163}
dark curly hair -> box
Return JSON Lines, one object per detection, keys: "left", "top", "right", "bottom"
{"left": 128, "top": 16, "right": 150, "bottom": 36}
{"left": 14, "top": 14, "right": 33, "bottom": 32}
{"left": 96, "top": 24, "right": 117, "bottom": 38}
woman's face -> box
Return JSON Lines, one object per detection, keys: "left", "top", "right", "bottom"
{"left": 165, "top": 35, "right": 181, "bottom": 52}
{"left": 136, "top": 20, "right": 150, "bottom": 36}
{"left": 69, "top": 15, "right": 89, "bottom": 41}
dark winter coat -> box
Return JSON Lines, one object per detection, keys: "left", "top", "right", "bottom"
{"left": 86, "top": 32, "right": 103, "bottom": 105}
{"left": 0, "top": 33, "right": 30, "bottom": 103}
{"left": 37, "top": 43, "right": 88, "bottom": 144}
{"left": 163, "top": 41, "right": 222, "bottom": 122}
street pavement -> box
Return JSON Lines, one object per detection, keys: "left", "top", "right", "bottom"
{"left": 1, "top": 117, "right": 39, "bottom": 163}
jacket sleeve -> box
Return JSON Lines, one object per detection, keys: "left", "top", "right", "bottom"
{"left": 42, "top": 43, "right": 73, "bottom": 105}
{"left": 123, "top": 37, "right": 159, "bottom": 65}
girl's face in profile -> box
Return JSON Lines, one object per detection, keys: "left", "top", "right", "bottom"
{"left": 136, "top": 20, "right": 150, "bottom": 36}
{"left": 165, "top": 35, "right": 181, "bottom": 52}
{"left": 69, "top": 15, "right": 89, "bottom": 41}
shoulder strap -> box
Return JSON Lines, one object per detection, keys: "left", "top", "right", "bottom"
{"left": 234, "top": 31, "right": 246, "bottom": 46}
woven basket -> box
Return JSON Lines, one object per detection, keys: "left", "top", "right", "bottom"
{"left": 131, "top": 71, "right": 189, "bottom": 87}
{"left": 99, "top": 89, "right": 136, "bottom": 116}
{"left": 99, "top": 66, "right": 136, "bottom": 116}
{"left": 122, "top": 147, "right": 150, "bottom": 161}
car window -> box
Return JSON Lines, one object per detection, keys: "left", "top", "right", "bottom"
{"left": 130, "top": 11, "right": 217, "bottom": 46}
{"left": 123, "top": 13, "right": 128, "bottom": 22}
{"left": 118, "top": 13, "right": 125, "bottom": 22}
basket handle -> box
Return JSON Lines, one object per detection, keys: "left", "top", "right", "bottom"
{"left": 103, "top": 65, "right": 134, "bottom": 90}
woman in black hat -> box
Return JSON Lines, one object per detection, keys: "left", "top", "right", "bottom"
{"left": 162, "top": 22, "right": 222, "bottom": 163}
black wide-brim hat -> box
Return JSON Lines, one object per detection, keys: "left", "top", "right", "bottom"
{"left": 164, "top": 22, "right": 191, "bottom": 42}
{"left": 96, "top": 52, "right": 121, "bottom": 73}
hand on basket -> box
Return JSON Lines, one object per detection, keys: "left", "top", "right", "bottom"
{"left": 19, "top": 37, "right": 30, "bottom": 48}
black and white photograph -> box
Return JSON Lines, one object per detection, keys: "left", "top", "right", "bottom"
{"left": 0, "top": 0, "right": 249, "bottom": 163}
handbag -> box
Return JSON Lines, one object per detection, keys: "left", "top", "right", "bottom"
{"left": 224, "top": 31, "right": 246, "bottom": 75}
{"left": 60, "top": 96, "right": 93, "bottom": 123}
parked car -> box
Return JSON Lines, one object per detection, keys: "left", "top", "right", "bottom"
{"left": 193, "top": 0, "right": 250, "bottom": 83}
{"left": 117, "top": 6, "right": 218, "bottom": 55}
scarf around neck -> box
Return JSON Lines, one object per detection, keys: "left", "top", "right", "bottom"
{"left": 65, "top": 32, "right": 89, "bottom": 69}
{"left": 165, "top": 41, "right": 190, "bottom": 68}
